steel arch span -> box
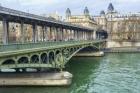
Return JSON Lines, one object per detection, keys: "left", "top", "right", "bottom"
{"left": 0, "top": 40, "right": 106, "bottom": 71}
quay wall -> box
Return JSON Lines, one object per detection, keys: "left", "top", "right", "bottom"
{"left": 105, "top": 41, "right": 140, "bottom": 52}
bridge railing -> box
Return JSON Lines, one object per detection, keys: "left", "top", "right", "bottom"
{"left": 0, "top": 41, "right": 94, "bottom": 52}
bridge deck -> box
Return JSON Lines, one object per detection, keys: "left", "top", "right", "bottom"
{"left": 0, "top": 40, "right": 104, "bottom": 57}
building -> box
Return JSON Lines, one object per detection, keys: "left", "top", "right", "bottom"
{"left": 65, "top": 7, "right": 100, "bottom": 39}
{"left": 65, "top": 7, "right": 98, "bottom": 30}
{"left": 94, "top": 3, "right": 140, "bottom": 41}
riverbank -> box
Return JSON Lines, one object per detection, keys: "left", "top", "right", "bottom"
{"left": 104, "top": 47, "right": 140, "bottom": 53}
{"left": 0, "top": 71, "right": 73, "bottom": 86}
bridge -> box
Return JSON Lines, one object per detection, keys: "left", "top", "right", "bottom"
{"left": 0, "top": 40, "right": 105, "bottom": 71}
{"left": 0, "top": 6, "right": 106, "bottom": 70}
{"left": 0, "top": 6, "right": 106, "bottom": 86}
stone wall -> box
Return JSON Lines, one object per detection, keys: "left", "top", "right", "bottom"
{"left": 107, "top": 41, "right": 140, "bottom": 48}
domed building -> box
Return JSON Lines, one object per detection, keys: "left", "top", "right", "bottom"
{"left": 94, "top": 3, "right": 140, "bottom": 41}
{"left": 84, "top": 7, "right": 90, "bottom": 17}
{"left": 65, "top": 7, "right": 98, "bottom": 31}
{"left": 65, "top": 7, "right": 99, "bottom": 39}
{"left": 66, "top": 8, "right": 71, "bottom": 18}
{"left": 65, "top": 7, "right": 98, "bottom": 40}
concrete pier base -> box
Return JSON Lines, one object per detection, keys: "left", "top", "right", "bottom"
{"left": 75, "top": 51, "right": 104, "bottom": 57}
{"left": 0, "top": 71, "right": 73, "bottom": 86}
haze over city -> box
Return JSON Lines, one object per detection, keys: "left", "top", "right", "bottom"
{"left": 0, "top": 0, "right": 140, "bottom": 16}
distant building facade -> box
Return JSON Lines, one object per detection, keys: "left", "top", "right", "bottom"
{"left": 64, "top": 7, "right": 101, "bottom": 40}
{"left": 65, "top": 7, "right": 98, "bottom": 30}
{"left": 65, "top": 3, "right": 140, "bottom": 41}
{"left": 94, "top": 3, "right": 140, "bottom": 41}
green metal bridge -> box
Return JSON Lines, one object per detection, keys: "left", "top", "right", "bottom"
{"left": 0, "top": 6, "right": 106, "bottom": 72}
{"left": 0, "top": 40, "right": 105, "bottom": 71}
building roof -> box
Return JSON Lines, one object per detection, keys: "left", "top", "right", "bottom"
{"left": 84, "top": 7, "right": 89, "bottom": 16}
{"left": 108, "top": 3, "right": 114, "bottom": 12}
{"left": 66, "top": 8, "right": 71, "bottom": 14}
{"left": 100, "top": 10, "right": 105, "bottom": 15}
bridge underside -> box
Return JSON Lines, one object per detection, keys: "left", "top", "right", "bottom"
{"left": 0, "top": 41, "right": 105, "bottom": 71}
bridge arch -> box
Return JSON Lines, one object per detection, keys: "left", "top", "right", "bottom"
{"left": 2, "top": 59, "right": 16, "bottom": 65}
{"left": 30, "top": 55, "right": 39, "bottom": 63}
{"left": 55, "top": 50, "right": 61, "bottom": 55}
{"left": 40, "top": 53, "right": 48, "bottom": 64}
{"left": 65, "top": 45, "right": 100, "bottom": 65}
{"left": 18, "top": 57, "right": 29, "bottom": 64}
{"left": 70, "top": 47, "right": 75, "bottom": 53}
{"left": 48, "top": 51, "right": 55, "bottom": 64}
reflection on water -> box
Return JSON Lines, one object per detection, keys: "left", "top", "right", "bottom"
{"left": 0, "top": 53, "right": 140, "bottom": 93}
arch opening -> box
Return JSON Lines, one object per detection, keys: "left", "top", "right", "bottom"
{"left": 18, "top": 57, "right": 29, "bottom": 64}
{"left": 56, "top": 50, "right": 61, "bottom": 55}
{"left": 30, "top": 55, "right": 39, "bottom": 63}
{"left": 49, "top": 52, "right": 55, "bottom": 64}
{"left": 2, "top": 59, "right": 15, "bottom": 65}
{"left": 70, "top": 48, "right": 74, "bottom": 54}
{"left": 41, "top": 53, "right": 48, "bottom": 64}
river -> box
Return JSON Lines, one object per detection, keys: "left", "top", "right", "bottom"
{"left": 0, "top": 53, "right": 140, "bottom": 93}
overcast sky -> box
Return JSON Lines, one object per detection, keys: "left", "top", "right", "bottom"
{"left": 0, "top": 0, "right": 140, "bottom": 16}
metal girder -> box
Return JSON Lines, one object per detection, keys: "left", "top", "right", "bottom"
{"left": 0, "top": 40, "right": 106, "bottom": 70}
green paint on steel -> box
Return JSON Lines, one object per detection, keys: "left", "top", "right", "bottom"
{"left": 0, "top": 40, "right": 106, "bottom": 69}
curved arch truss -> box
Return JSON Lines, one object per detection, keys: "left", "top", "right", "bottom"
{"left": 0, "top": 41, "right": 105, "bottom": 70}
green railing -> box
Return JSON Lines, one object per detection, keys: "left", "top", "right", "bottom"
{"left": 0, "top": 40, "right": 100, "bottom": 52}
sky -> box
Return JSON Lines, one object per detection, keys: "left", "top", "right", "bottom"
{"left": 0, "top": 0, "right": 140, "bottom": 17}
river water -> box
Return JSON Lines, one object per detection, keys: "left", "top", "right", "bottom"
{"left": 0, "top": 53, "right": 140, "bottom": 93}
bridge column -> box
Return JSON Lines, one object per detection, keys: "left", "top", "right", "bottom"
{"left": 69, "top": 29, "right": 71, "bottom": 40}
{"left": 91, "top": 32, "right": 94, "bottom": 40}
{"left": 81, "top": 31, "right": 83, "bottom": 40}
{"left": 66, "top": 29, "right": 69, "bottom": 41}
{"left": 85, "top": 32, "right": 87, "bottom": 40}
{"left": 90, "top": 32, "right": 92, "bottom": 40}
{"left": 63, "top": 29, "right": 66, "bottom": 41}
{"left": 76, "top": 30, "right": 79, "bottom": 40}
{"left": 93, "top": 31, "right": 96, "bottom": 40}
{"left": 89, "top": 32, "right": 91, "bottom": 40}
{"left": 86, "top": 32, "right": 89, "bottom": 40}
{"left": 76, "top": 31, "right": 79, "bottom": 40}
{"left": 2, "top": 17, "right": 9, "bottom": 44}
{"left": 91, "top": 31, "right": 93, "bottom": 40}
{"left": 49, "top": 26, "right": 53, "bottom": 41}
{"left": 47, "top": 26, "right": 50, "bottom": 41}
{"left": 60, "top": 28, "right": 63, "bottom": 41}
{"left": 79, "top": 31, "right": 81, "bottom": 40}
{"left": 45, "top": 26, "right": 48, "bottom": 41}
{"left": 80, "top": 31, "right": 82, "bottom": 40}
{"left": 42, "top": 26, "right": 47, "bottom": 42}
{"left": 88, "top": 32, "right": 90, "bottom": 40}
{"left": 70, "top": 29, "right": 72, "bottom": 41}
{"left": 54, "top": 27, "right": 57, "bottom": 41}
{"left": 82, "top": 31, "right": 84, "bottom": 40}
{"left": 84, "top": 32, "right": 86, "bottom": 40}
{"left": 73, "top": 30, "right": 77, "bottom": 40}
{"left": 68, "top": 29, "right": 70, "bottom": 41}
{"left": 20, "top": 21, "right": 25, "bottom": 43}
{"left": 55, "top": 27, "right": 58, "bottom": 41}
{"left": 32, "top": 23, "right": 37, "bottom": 43}
{"left": 72, "top": 30, "right": 74, "bottom": 40}
{"left": 57, "top": 27, "right": 61, "bottom": 41}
